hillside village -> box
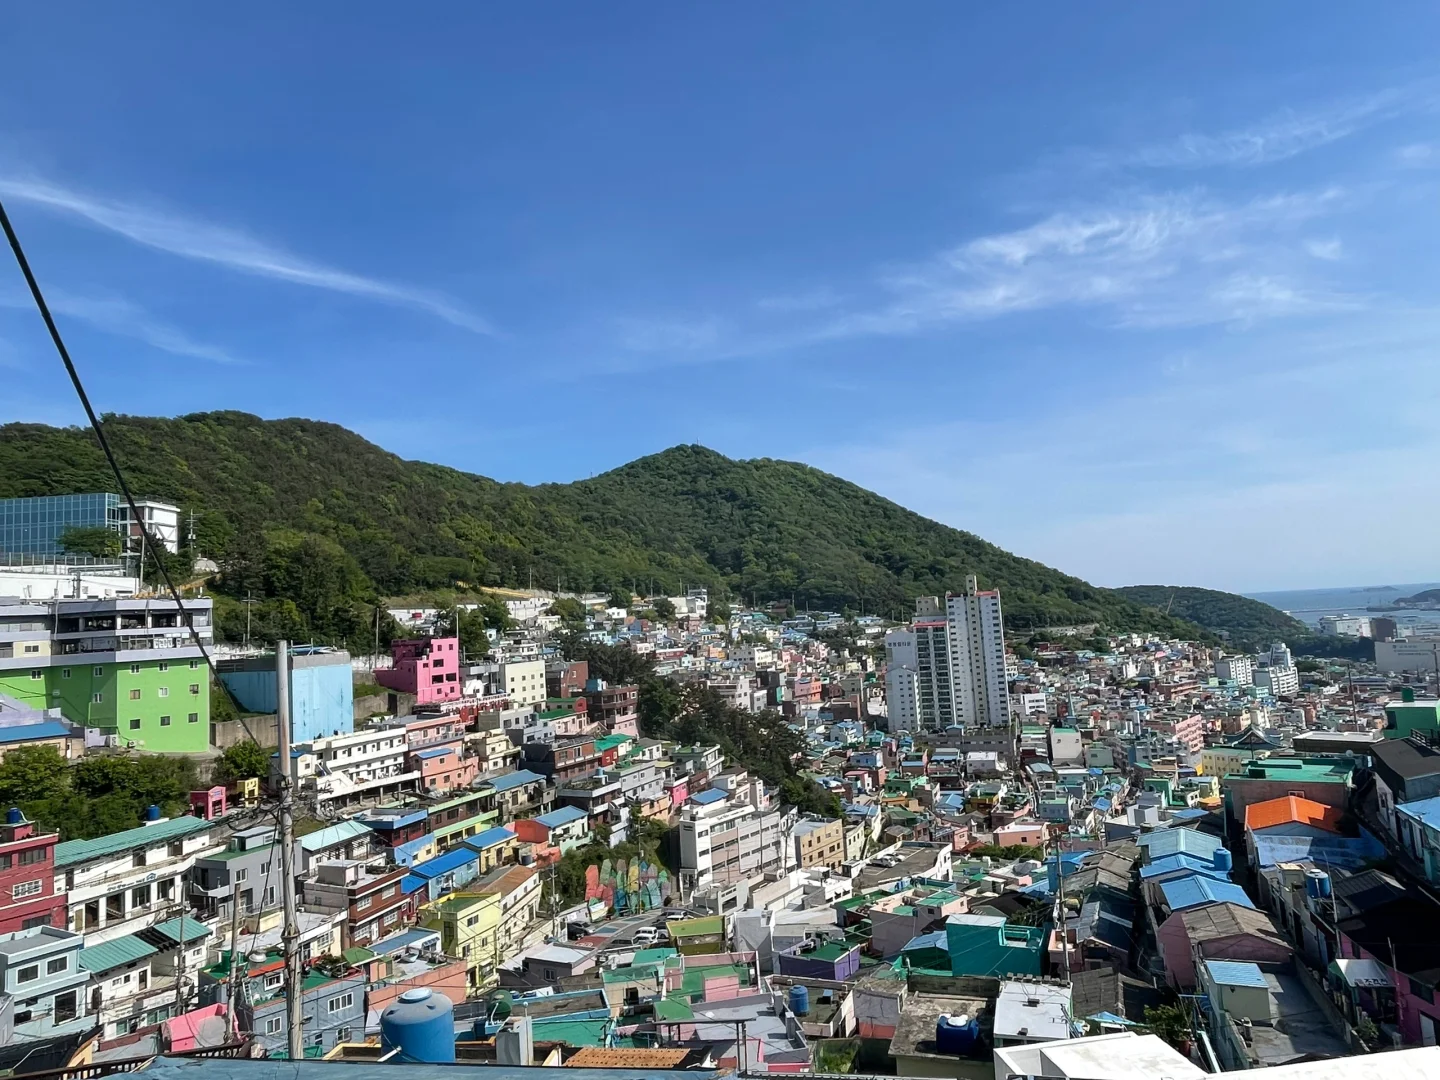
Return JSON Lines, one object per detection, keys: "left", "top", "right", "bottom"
{"left": 0, "top": 495, "right": 1439, "bottom": 1080}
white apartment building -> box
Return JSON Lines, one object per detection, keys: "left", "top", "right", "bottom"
{"left": 678, "top": 792, "right": 793, "bottom": 891}
{"left": 1215, "top": 655, "right": 1255, "bottom": 686}
{"left": 946, "top": 576, "right": 1010, "bottom": 728}
{"left": 1376, "top": 638, "right": 1440, "bottom": 674}
{"left": 120, "top": 500, "right": 181, "bottom": 554}
{"left": 728, "top": 644, "right": 774, "bottom": 669}
{"left": 707, "top": 673, "right": 756, "bottom": 711}
{"left": 301, "top": 728, "right": 418, "bottom": 806}
{"left": 57, "top": 815, "right": 223, "bottom": 945}
{"left": 884, "top": 663, "right": 919, "bottom": 732}
{"left": 498, "top": 658, "right": 546, "bottom": 708}
{"left": 1319, "top": 614, "right": 1372, "bottom": 637}
{"left": 1255, "top": 663, "right": 1300, "bottom": 697}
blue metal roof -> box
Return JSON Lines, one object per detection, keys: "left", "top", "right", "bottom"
{"left": 1398, "top": 795, "right": 1440, "bottom": 831}
{"left": 414, "top": 746, "right": 456, "bottom": 760}
{"left": 1159, "top": 875, "right": 1255, "bottom": 912}
{"left": 1137, "top": 828, "right": 1224, "bottom": 862}
{"left": 1204, "top": 959, "right": 1268, "bottom": 988}
{"left": 484, "top": 769, "right": 545, "bottom": 793}
{"left": 1253, "top": 833, "right": 1385, "bottom": 870}
{"left": 690, "top": 788, "right": 728, "bottom": 806}
{"left": 0, "top": 720, "right": 73, "bottom": 744}
{"left": 900, "top": 930, "right": 948, "bottom": 952}
{"left": 410, "top": 845, "right": 480, "bottom": 879}
{"left": 535, "top": 805, "right": 587, "bottom": 828}
{"left": 464, "top": 826, "right": 517, "bottom": 851}
{"left": 299, "top": 819, "right": 372, "bottom": 853}
{"left": 370, "top": 927, "right": 440, "bottom": 956}
{"left": 1139, "top": 853, "right": 1229, "bottom": 881}
{"left": 401, "top": 874, "right": 426, "bottom": 895}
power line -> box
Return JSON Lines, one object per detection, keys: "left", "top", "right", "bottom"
{"left": 0, "top": 195, "right": 265, "bottom": 749}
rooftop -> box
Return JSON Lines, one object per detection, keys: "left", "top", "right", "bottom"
{"left": 55, "top": 814, "right": 216, "bottom": 868}
{"left": 888, "top": 992, "right": 991, "bottom": 1061}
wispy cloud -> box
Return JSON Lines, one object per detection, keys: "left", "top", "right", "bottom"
{"left": 1305, "top": 238, "right": 1344, "bottom": 260}
{"left": 756, "top": 287, "right": 843, "bottom": 312}
{"left": 0, "top": 290, "right": 241, "bottom": 364}
{"left": 0, "top": 175, "right": 494, "bottom": 335}
{"left": 812, "top": 187, "right": 1350, "bottom": 338}
{"left": 1122, "top": 84, "right": 1432, "bottom": 169}
{"left": 615, "top": 315, "right": 725, "bottom": 354}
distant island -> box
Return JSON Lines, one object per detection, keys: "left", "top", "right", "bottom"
{"left": 1354, "top": 585, "right": 1398, "bottom": 592}
{"left": 1375, "top": 588, "right": 1440, "bottom": 611}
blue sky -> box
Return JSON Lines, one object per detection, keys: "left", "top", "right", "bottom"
{"left": 2, "top": 4, "right": 1439, "bottom": 594}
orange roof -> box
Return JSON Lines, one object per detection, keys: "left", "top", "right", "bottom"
{"left": 564, "top": 1048, "right": 692, "bottom": 1069}
{"left": 1245, "top": 795, "right": 1342, "bottom": 833}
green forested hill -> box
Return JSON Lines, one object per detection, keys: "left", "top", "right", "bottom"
{"left": 0, "top": 411, "right": 1208, "bottom": 646}
{"left": 1114, "top": 585, "right": 1308, "bottom": 650}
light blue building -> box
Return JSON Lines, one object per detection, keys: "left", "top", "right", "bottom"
{"left": 0, "top": 493, "right": 124, "bottom": 558}
{"left": 217, "top": 646, "right": 354, "bottom": 742}
{"left": 0, "top": 925, "right": 92, "bottom": 1039}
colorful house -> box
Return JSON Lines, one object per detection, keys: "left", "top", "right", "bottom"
{"left": 375, "top": 636, "right": 462, "bottom": 706}
{"left": 512, "top": 805, "right": 590, "bottom": 855}
{"left": 943, "top": 914, "right": 1044, "bottom": 978}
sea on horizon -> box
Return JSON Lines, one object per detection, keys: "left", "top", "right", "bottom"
{"left": 1244, "top": 581, "right": 1440, "bottom": 629}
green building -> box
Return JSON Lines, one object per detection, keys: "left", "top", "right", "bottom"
{"left": 0, "top": 597, "right": 213, "bottom": 754}
{"left": 1385, "top": 687, "right": 1440, "bottom": 740}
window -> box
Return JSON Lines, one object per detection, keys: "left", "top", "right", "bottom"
{"left": 264, "top": 972, "right": 283, "bottom": 989}
{"left": 188, "top": 712, "right": 199, "bottom": 723}
{"left": 92, "top": 692, "right": 103, "bottom": 704}
{"left": 189, "top": 684, "right": 200, "bottom": 695}
{"left": 190, "top": 659, "right": 200, "bottom": 669}
{"left": 336, "top": 1026, "right": 353, "bottom": 1043}
{"left": 158, "top": 662, "right": 169, "bottom": 672}
{"left": 133, "top": 851, "right": 147, "bottom": 868}
{"left": 265, "top": 1016, "right": 283, "bottom": 1035}
{"left": 94, "top": 666, "right": 103, "bottom": 677}
{"left": 29, "top": 670, "right": 41, "bottom": 680}
{"left": 160, "top": 715, "right": 171, "bottom": 726}
{"left": 158, "top": 878, "right": 174, "bottom": 901}
{"left": 129, "top": 719, "right": 141, "bottom": 730}
{"left": 327, "top": 992, "right": 354, "bottom": 1014}
{"left": 53, "top": 990, "right": 77, "bottom": 1023}
{"left": 16, "top": 964, "right": 38, "bottom": 983}
{"left": 235, "top": 868, "right": 248, "bottom": 883}
{"left": 132, "top": 884, "right": 151, "bottom": 908}
{"left": 129, "top": 689, "right": 141, "bottom": 701}
{"left": 355, "top": 894, "right": 372, "bottom": 911}
{"left": 131, "top": 664, "right": 141, "bottom": 675}
{"left": 19, "top": 847, "right": 46, "bottom": 866}
{"left": 13, "top": 880, "right": 42, "bottom": 900}
{"left": 158, "top": 687, "right": 169, "bottom": 698}
{"left": 21, "top": 916, "right": 48, "bottom": 930}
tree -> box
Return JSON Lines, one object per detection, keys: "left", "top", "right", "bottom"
{"left": 652, "top": 597, "right": 677, "bottom": 621}
{"left": 608, "top": 589, "right": 633, "bottom": 612}
{"left": 0, "top": 746, "right": 69, "bottom": 806}
{"left": 549, "top": 597, "right": 587, "bottom": 629}
{"left": 58, "top": 525, "right": 121, "bottom": 559}
{"left": 709, "top": 599, "right": 732, "bottom": 623}
{"left": 214, "top": 739, "right": 271, "bottom": 784}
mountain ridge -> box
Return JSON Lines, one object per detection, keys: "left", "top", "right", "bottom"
{"left": 0, "top": 411, "right": 1212, "bottom": 645}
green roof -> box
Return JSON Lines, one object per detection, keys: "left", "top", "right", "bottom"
{"left": 667, "top": 915, "right": 723, "bottom": 938}
{"left": 57, "top": 815, "right": 216, "bottom": 868}
{"left": 343, "top": 947, "right": 375, "bottom": 965}
{"left": 149, "top": 916, "right": 211, "bottom": 946}
{"left": 595, "top": 734, "right": 634, "bottom": 751}
{"left": 632, "top": 947, "right": 678, "bottom": 965}
{"left": 80, "top": 936, "right": 157, "bottom": 972}
{"left": 810, "top": 941, "right": 855, "bottom": 962}
{"left": 653, "top": 996, "right": 695, "bottom": 1021}
{"left": 678, "top": 963, "right": 752, "bottom": 999}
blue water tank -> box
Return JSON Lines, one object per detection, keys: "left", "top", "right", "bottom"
{"left": 144, "top": 804, "right": 161, "bottom": 822}
{"left": 380, "top": 987, "right": 456, "bottom": 1063}
{"left": 1213, "top": 848, "right": 1233, "bottom": 873}
{"left": 789, "top": 984, "right": 810, "bottom": 1017}
{"left": 935, "top": 1013, "right": 980, "bottom": 1057}
{"left": 6, "top": 807, "right": 21, "bottom": 825}
{"left": 1305, "top": 869, "right": 1332, "bottom": 899}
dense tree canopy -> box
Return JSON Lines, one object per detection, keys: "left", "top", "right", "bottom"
{"left": 0, "top": 747, "right": 200, "bottom": 840}
{"left": 0, "top": 412, "right": 1222, "bottom": 638}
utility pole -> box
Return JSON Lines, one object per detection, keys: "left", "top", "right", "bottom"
{"left": 275, "top": 641, "right": 304, "bottom": 1061}
{"left": 242, "top": 592, "right": 259, "bottom": 647}
{"left": 226, "top": 886, "right": 245, "bottom": 1040}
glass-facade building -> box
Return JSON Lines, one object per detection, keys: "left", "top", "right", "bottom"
{"left": 0, "top": 493, "right": 124, "bottom": 557}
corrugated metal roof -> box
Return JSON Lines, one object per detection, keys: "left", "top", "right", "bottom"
{"left": 689, "top": 788, "right": 727, "bottom": 805}
{"left": 1204, "top": 959, "right": 1268, "bottom": 987}
{"left": 56, "top": 815, "right": 216, "bottom": 868}
{"left": 410, "top": 845, "right": 479, "bottom": 879}
{"left": 1160, "top": 875, "right": 1255, "bottom": 912}
{"left": 0, "top": 721, "right": 74, "bottom": 744}
{"left": 483, "top": 769, "right": 545, "bottom": 793}
{"left": 535, "top": 805, "right": 587, "bottom": 828}
{"left": 144, "top": 916, "right": 211, "bottom": 946}
{"left": 299, "top": 819, "right": 371, "bottom": 852}
{"left": 464, "top": 826, "right": 516, "bottom": 851}
{"left": 80, "top": 935, "right": 157, "bottom": 972}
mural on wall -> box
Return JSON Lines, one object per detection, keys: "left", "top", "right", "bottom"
{"left": 584, "top": 858, "right": 670, "bottom": 914}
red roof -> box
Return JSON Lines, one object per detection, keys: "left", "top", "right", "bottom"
{"left": 1245, "top": 795, "right": 1342, "bottom": 833}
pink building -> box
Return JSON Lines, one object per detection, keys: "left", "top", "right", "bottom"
{"left": 376, "top": 636, "right": 462, "bottom": 705}
{"left": 1144, "top": 712, "right": 1205, "bottom": 754}
{"left": 408, "top": 745, "right": 478, "bottom": 794}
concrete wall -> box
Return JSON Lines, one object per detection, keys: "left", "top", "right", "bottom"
{"left": 211, "top": 714, "right": 278, "bottom": 750}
